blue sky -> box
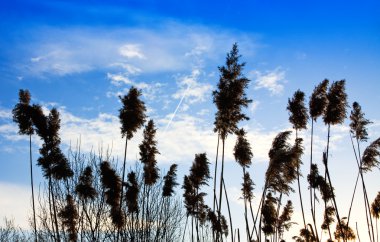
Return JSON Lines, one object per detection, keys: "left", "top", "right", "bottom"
{"left": 1, "top": 0, "right": 380, "bottom": 240}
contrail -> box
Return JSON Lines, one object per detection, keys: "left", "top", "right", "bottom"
{"left": 164, "top": 85, "right": 190, "bottom": 132}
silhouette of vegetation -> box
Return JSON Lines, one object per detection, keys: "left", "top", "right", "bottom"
{"left": 334, "top": 219, "right": 356, "bottom": 241}
{"left": 234, "top": 128, "right": 255, "bottom": 241}
{"left": 213, "top": 43, "right": 252, "bottom": 242}
{"left": 100, "top": 161, "right": 124, "bottom": 230}
{"left": 347, "top": 101, "right": 377, "bottom": 242}
{"left": 12, "top": 89, "right": 37, "bottom": 241}
{"left": 287, "top": 89, "right": 309, "bottom": 234}
{"left": 58, "top": 195, "right": 78, "bottom": 242}
{"left": 3, "top": 45, "right": 380, "bottom": 242}
{"left": 183, "top": 153, "right": 213, "bottom": 242}
{"left": 118, "top": 86, "right": 147, "bottom": 230}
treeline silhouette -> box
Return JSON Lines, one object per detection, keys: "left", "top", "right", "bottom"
{"left": 2, "top": 43, "right": 380, "bottom": 242}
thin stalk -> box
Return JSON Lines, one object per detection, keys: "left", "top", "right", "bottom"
{"left": 274, "top": 192, "right": 283, "bottom": 242}
{"left": 364, "top": 182, "right": 375, "bottom": 242}
{"left": 309, "top": 120, "right": 320, "bottom": 242}
{"left": 196, "top": 188, "right": 200, "bottom": 242}
{"left": 249, "top": 200, "right": 259, "bottom": 239}
{"left": 118, "top": 138, "right": 128, "bottom": 241}
{"left": 120, "top": 137, "right": 128, "bottom": 207}
{"left": 47, "top": 181, "right": 56, "bottom": 241}
{"left": 324, "top": 124, "right": 345, "bottom": 242}
{"left": 308, "top": 223, "right": 317, "bottom": 242}
{"left": 295, "top": 128, "right": 307, "bottom": 232}
{"left": 347, "top": 133, "right": 360, "bottom": 227}
{"left": 356, "top": 222, "right": 362, "bottom": 242}
{"left": 256, "top": 185, "right": 268, "bottom": 242}
{"left": 213, "top": 135, "right": 220, "bottom": 241}
{"left": 376, "top": 218, "right": 378, "bottom": 242}
{"left": 192, "top": 216, "right": 194, "bottom": 242}
{"left": 49, "top": 176, "right": 60, "bottom": 242}
{"left": 222, "top": 178, "right": 234, "bottom": 242}
{"left": 218, "top": 138, "right": 226, "bottom": 241}
{"left": 140, "top": 184, "right": 146, "bottom": 242}
{"left": 243, "top": 167, "right": 251, "bottom": 242}
{"left": 29, "top": 134, "right": 37, "bottom": 242}
{"left": 347, "top": 172, "right": 360, "bottom": 227}
{"left": 146, "top": 187, "right": 151, "bottom": 241}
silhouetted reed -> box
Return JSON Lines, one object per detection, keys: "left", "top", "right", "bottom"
{"left": 58, "top": 195, "right": 78, "bottom": 242}
{"left": 183, "top": 153, "right": 212, "bottom": 242}
{"left": 287, "top": 89, "right": 309, "bottom": 234}
{"left": 277, "top": 200, "right": 294, "bottom": 240}
{"left": 140, "top": 120, "right": 160, "bottom": 185}
{"left": 162, "top": 164, "right": 179, "bottom": 197}
{"left": 100, "top": 161, "right": 124, "bottom": 229}
{"left": 347, "top": 101, "right": 378, "bottom": 241}
{"left": 361, "top": 138, "right": 380, "bottom": 172}
{"left": 213, "top": 43, "right": 252, "bottom": 242}
{"left": 234, "top": 128, "right": 254, "bottom": 241}
{"left": 262, "top": 192, "right": 277, "bottom": 239}
{"left": 75, "top": 166, "right": 97, "bottom": 201}
{"left": 119, "top": 86, "right": 146, "bottom": 218}
{"left": 12, "top": 89, "right": 37, "bottom": 241}
{"left": 308, "top": 79, "right": 329, "bottom": 240}
{"left": 334, "top": 219, "right": 356, "bottom": 241}
{"left": 9, "top": 49, "right": 380, "bottom": 242}
{"left": 32, "top": 106, "right": 73, "bottom": 241}
{"left": 322, "top": 80, "right": 348, "bottom": 241}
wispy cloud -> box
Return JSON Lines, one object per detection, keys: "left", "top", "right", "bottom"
{"left": 172, "top": 69, "right": 212, "bottom": 104}
{"left": 107, "top": 73, "right": 133, "bottom": 86}
{"left": 251, "top": 67, "right": 286, "bottom": 95}
{"left": 17, "top": 24, "right": 258, "bottom": 78}
{"left": 28, "top": 49, "right": 92, "bottom": 76}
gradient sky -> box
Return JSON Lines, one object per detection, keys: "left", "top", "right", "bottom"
{"left": 1, "top": 0, "right": 380, "bottom": 241}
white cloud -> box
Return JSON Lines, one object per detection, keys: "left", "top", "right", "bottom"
{"left": 119, "top": 44, "right": 145, "bottom": 59}
{"left": 172, "top": 69, "right": 212, "bottom": 104}
{"left": 107, "top": 73, "right": 133, "bottom": 86}
{"left": 251, "top": 67, "right": 286, "bottom": 95}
